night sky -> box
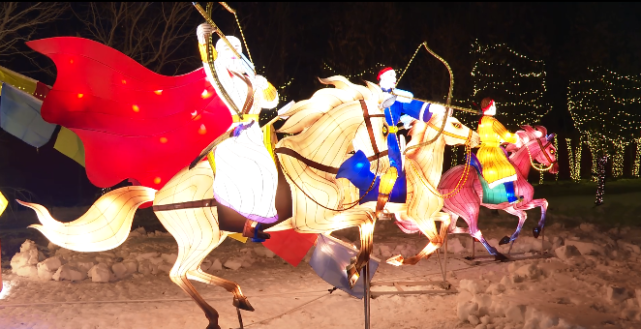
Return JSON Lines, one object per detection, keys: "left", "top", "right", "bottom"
{"left": 0, "top": 2, "right": 640, "bottom": 207}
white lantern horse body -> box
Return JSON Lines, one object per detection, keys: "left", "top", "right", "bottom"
{"left": 18, "top": 76, "right": 390, "bottom": 329}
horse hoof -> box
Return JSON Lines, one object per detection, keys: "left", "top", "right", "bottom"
{"left": 206, "top": 324, "right": 221, "bottom": 329}
{"left": 464, "top": 256, "right": 475, "bottom": 261}
{"left": 494, "top": 252, "right": 510, "bottom": 262}
{"left": 386, "top": 255, "right": 404, "bottom": 267}
{"left": 233, "top": 296, "right": 255, "bottom": 312}
{"left": 499, "top": 236, "right": 511, "bottom": 245}
{"left": 533, "top": 226, "right": 541, "bottom": 238}
{"left": 346, "top": 264, "right": 360, "bottom": 288}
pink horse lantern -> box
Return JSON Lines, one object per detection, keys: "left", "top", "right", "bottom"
{"left": 438, "top": 125, "right": 559, "bottom": 260}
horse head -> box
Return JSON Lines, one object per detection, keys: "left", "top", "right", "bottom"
{"left": 514, "top": 125, "right": 559, "bottom": 174}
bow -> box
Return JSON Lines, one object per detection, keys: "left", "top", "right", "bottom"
{"left": 403, "top": 41, "right": 454, "bottom": 154}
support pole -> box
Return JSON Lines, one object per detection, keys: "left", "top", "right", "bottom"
{"left": 541, "top": 226, "right": 545, "bottom": 256}
{"left": 363, "top": 263, "right": 371, "bottom": 329}
{"left": 236, "top": 307, "right": 244, "bottom": 329}
{"left": 472, "top": 236, "right": 476, "bottom": 259}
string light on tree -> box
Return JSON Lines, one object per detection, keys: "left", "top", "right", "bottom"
{"left": 464, "top": 39, "right": 552, "bottom": 129}
{"left": 565, "top": 137, "right": 583, "bottom": 183}
{"left": 634, "top": 138, "right": 641, "bottom": 178}
{"left": 322, "top": 62, "right": 388, "bottom": 80}
{"left": 568, "top": 66, "right": 641, "bottom": 178}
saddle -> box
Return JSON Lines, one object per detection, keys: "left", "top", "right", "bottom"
{"left": 466, "top": 152, "right": 509, "bottom": 205}
{"left": 336, "top": 150, "right": 407, "bottom": 204}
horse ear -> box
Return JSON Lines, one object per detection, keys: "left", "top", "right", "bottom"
{"left": 534, "top": 125, "right": 548, "bottom": 137}
{"left": 521, "top": 125, "right": 536, "bottom": 138}
{"left": 547, "top": 133, "right": 556, "bottom": 142}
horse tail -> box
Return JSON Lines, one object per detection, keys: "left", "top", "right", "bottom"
{"left": 17, "top": 186, "right": 156, "bottom": 252}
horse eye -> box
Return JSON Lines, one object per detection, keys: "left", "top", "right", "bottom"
{"left": 452, "top": 122, "right": 462, "bottom": 129}
{"left": 550, "top": 149, "right": 555, "bottom": 154}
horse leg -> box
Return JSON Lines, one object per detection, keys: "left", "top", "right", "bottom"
{"left": 469, "top": 228, "right": 509, "bottom": 262}
{"left": 527, "top": 199, "right": 549, "bottom": 238}
{"left": 337, "top": 208, "right": 377, "bottom": 288}
{"left": 156, "top": 209, "right": 228, "bottom": 329}
{"left": 499, "top": 207, "right": 527, "bottom": 251}
{"left": 187, "top": 269, "right": 254, "bottom": 311}
{"left": 387, "top": 212, "right": 450, "bottom": 266}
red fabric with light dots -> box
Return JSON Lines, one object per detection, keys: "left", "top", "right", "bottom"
{"left": 27, "top": 37, "right": 232, "bottom": 191}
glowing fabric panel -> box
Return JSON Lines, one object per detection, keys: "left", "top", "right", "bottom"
{"left": 309, "top": 234, "right": 379, "bottom": 298}
{"left": 54, "top": 126, "right": 85, "bottom": 167}
{"left": 0, "top": 66, "right": 37, "bottom": 96}
{"left": 262, "top": 230, "right": 318, "bottom": 267}
{"left": 26, "top": 37, "right": 232, "bottom": 189}
{"left": 0, "top": 191, "right": 8, "bottom": 217}
{"left": 0, "top": 83, "right": 56, "bottom": 147}
{"left": 213, "top": 122, "right": 278, "bottom": 223}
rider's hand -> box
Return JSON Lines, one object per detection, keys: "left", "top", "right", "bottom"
{"left": 197, "top": 23, "right": 216, "bottom": 44}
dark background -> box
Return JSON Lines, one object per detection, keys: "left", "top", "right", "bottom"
{"left": 0, "top": 2, "right": 640, "bottom": 208}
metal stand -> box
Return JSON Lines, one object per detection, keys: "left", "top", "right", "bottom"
{"left": 363, "top": 264, "right": 371, "bottom": 329}
{"left": 236, "top": 307, "right": 244, "bottom": 329}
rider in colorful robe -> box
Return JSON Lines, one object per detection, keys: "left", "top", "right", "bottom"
{"left": 197, "top": 23, "right": 279, "bottom": 241}
{"left": 337, "top": 67, "right": 437, "bottom": 204}
{"left": 477, "top": 98, "right": 521, "bottom": 204}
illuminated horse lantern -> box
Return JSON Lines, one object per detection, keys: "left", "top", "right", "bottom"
{"left": 438, "top": 125, "right": 559, "bottom": 260}
{"left": 17, "top": 42, "right": 391, "bottom": 329}
{"left": 340, "top": 82, "right": 481, "bottom": 266}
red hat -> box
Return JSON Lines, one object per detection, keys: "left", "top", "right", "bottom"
{"left": 377, "top": 67, "right": 394, "bottom": 81}
{"left": 482, "top": 99, "right": 495, "bottom": 113}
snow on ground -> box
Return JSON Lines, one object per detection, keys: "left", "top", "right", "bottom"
{"left": 2, "top": 219, "right": 641, "bottom": 329}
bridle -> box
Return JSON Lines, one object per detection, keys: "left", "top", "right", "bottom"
{"left": 524, "top": 135, "right": 557, "bottom": 172}
{"left": 426, "top": 121, "right": 474, "bottom": 145}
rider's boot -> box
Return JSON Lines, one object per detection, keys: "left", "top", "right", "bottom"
{"left": 504, "top": 182, "right": 520, "bottom": 204}
{"left": 243, "top": 220, "right": 270, "bottom": 242}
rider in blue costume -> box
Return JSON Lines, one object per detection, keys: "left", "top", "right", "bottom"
{"left": 337, "top": 67, "right": 436, "bottom": 204}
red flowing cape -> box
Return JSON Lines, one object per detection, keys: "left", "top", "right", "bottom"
{"left": 27, "top": 37, "right": 232, "bottom": 190}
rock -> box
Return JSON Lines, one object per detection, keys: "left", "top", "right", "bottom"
{"left": 468, "top": 315, "right": 480, "bottom": 326}
{"left": 138, "top": 261, "right": 151, "bottom": 275}
{"left": 210, "top": 259, "right": 223, "bottom": 271}
{"left": 149, "top": 257, "right": 164, "bottom": 265}
{"left": 88, "top": 263, "right": 113, "bottom": 283}
{"left": 514, "top": 263, "right": 541, "bottom": 280}
{"left": 579, "top": 223, "right": 595, "bottom": 232}
{"left": 161, "top": 253, "right": 178, "bottom": 264}
{"left": 158, "top": 264, "right": 172, "bottom": 274}
{"left": 72, "top": 261, "right": 96, "bottom": 273}
{"left": 377, "top": 245, "right": 392, "bottom": 258}
{"left": 112, "top": 263, "right": 128, "bottom": 279}
{"left": 459, "top": 279, "right": 488, "bottom": 294}
{"left": 555, "top": 245, "right": 581, "bottom": 261}
{"left": 505, "top": 304, "right": 525, "bottom": 323}
{"left": 124, "top": 261, "right": 138, "bottom": 275}
{"left": 457, "top": 301, "right": 479, "bottom": 322}
{"left": 38, "top": 256, "right": 62, "bottom": 272}
{"left": 486, "top": 283, "right": 506, "bottom": 295}
{"left": 489, "top": 300, "right": 510, "bottom": 317}
{"left": 447, "top": 238, "right": 466, "bottom": 254}
{"left": 565, "top": 240, "right": 605, "bottom": 256}
{"left": 606, "top": 285, "right": 630, "bottom": 303}
{"left": 471, "top": 294, "right": 492, "bottom": 316}
{"left": 53, "top": 265, "right": 87, "bottom": 282}
{"left": 620, "top": 308, "right": 638, "bottom": 320}
{"left": 37, "top": 266, "right": 54, "bottom": 281}
{"left": 480, "top": 315, "right": 490, "bottom": 325}
{"left": 200, "top": 259, "right": 213, "bottom": 271}
{"left": 16, "top": 265, "right": 38, "bottom": 278}
{"left": 224, "top": 258, "right": 243, "bottom": 270}
{"left": 619, "top": 242, "right": 641, "bottom": 255}
{"left": 132, "top": 227, "right": 146, "bottom": 235}
{"left": 136, "top": 252, "right": 160, "bottom": 261}
{"left": 10, "top": 252, "right": 30, "bottom": 272}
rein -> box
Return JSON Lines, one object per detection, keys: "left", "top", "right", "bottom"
{"left": 414, "top": 123, "right": 474, "bottom": 199}
{"left": 524, "top": 137, "right": 556, "bottom": 172}
{"left": 275, "top": 100, "right": 384, "bottom": 212}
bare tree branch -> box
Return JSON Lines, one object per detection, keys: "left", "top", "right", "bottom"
{"left": 73, "top": 2, "right": 200, "bottom": 74}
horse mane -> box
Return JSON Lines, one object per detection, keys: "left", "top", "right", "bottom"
{"left": 506, "top": 125, "right": 553, "bottom": 153}
{"left": 277, "top": 76, "right": 379, "bottom": 134}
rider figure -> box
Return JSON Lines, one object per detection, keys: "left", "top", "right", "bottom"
{"left": 477, "top": 98, "right": 522, "bottom": 204}
{"left": 197, "top": 23, "right": 279, "bottom": 241}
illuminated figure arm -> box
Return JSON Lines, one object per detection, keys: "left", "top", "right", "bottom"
{"left": 491, "top": 119, "right": 518, "bottom": 144}
{"left": 197, "top": 23, "right": 218, "bottom": 88}
{"left": 253, "top": 75, "right": 279, "bottom": 110}
{"left": 391, "top": 89, "right": 433, "bottom": 123}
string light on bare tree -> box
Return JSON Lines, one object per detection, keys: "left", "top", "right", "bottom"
{"left": 634, "top": 138, "right": 641, "bottom": 178}
{"left": 568, "top": 66, "right": 641, "bottom": 178}
{"left": 466, "top": 39, "right": 552, "bottom": 129}
{"left": 565, "top": 137, "right": 583, "bottom": 183}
